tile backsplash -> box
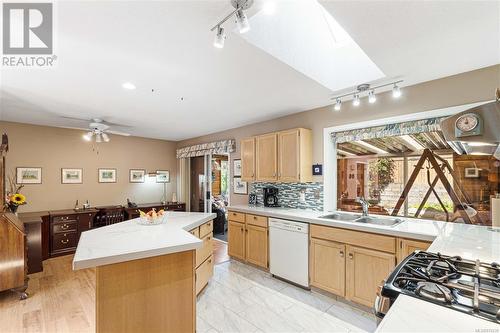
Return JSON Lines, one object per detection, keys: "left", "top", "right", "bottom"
{"left": 250, "top": 182, "right": 324, "bottom": 211}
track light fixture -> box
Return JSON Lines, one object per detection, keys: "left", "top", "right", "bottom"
{"left": 330, "top": 80, "right": 403, "bottom": 111}
{"left": 210, "top": 0, "right": 254, "bottom": 48}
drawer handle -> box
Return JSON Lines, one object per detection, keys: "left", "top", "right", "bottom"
{"left": 253, "top": 216, "right": 257, "bottom": 220}
{"left": 240, "top": 227, "right": 244, "bottom": 231}
{"left": 348, "top": 253, "right": 353, "bottom": 260}
{"left": 61, "top": 224, "right": 69, "bottom": 230}
{"left": 340, "top": 251, "right": 344, "bottom": 258}
{"left": 208, "top": 259, "right": 212, "bottom": 264}
{"left": 61, "top": 239, "right": 69, "bottom": 244}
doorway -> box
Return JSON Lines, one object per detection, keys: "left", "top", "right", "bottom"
{"left": 211, "top": 154, "right": 230, "bottom": 242}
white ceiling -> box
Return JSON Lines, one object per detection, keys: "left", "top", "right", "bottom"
{"left": 1, "top": 0, "right": 499, "bottom": 141}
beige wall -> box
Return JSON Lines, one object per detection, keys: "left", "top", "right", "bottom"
{"left": 1, "top": 121, "right": 178, "bottom": 212}
{"left": 177, "top": 65, "right": 500, "bottom": 205}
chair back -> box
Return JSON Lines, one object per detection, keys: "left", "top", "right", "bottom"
{"left": 94, "top": 205, "right": 125, "bottom": 228}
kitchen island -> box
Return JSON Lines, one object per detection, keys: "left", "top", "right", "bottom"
{"left": 73, "top": 211, "right": 216, "bottom": 333}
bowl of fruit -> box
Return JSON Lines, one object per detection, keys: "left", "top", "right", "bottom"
{"left": 137, "top": 208, "right": 166, "bottom": 225}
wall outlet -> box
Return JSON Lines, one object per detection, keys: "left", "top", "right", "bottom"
{"left": 299, "top": 190, "right": 306, "bottom": 203}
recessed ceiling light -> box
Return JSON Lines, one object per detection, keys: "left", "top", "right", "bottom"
{"left": 263, "top": 1, "right": 276, "bottom": 15}
{"left": 122, "top": 82, "right": 136, "bottom": 90}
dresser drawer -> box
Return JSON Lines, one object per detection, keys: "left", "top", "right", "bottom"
{"left": 199, "top": 220, "right": 213, "bottom": 238}
{"left": 52, "top": 231, "right": 78, "bottom": 252}
{"left": 52, "top": 220, "right": 77, "bottom": 234}
{"left": 196, "top": 232, "right": 213, "bottom": 267}
{"left": 196, "top": 255, "right": 214, "bottom": 295}
{"left": 246, "top": 214, "right": 267, "bottom": 227}
{"left": 52, "top": 215, "right": 78, "bottom": 223}
{"left": 228, "top": 211, "right": 245, "bottom": 223}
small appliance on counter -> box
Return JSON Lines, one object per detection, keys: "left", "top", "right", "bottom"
{"left": 263, "top": 187, "right": 280, "bottom": 207}
{"left": 374, "top": 251, "right": 500, "bottom": 324}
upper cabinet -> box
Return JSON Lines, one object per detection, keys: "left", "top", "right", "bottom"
{"left": 242, "top": 128, "right": 312, "bottom": 183}
{"left": 241, "top": 137, "right": 256, "bottom": 182}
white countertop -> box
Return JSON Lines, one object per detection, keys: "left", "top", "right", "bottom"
{"left": 228, "top": 205, "right": 500, "bottom": 332}
{"left": 72, "top": 212, "right": 216, "bottom": 270}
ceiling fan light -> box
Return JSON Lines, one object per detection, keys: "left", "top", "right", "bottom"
{"left": 95, "top": 133, "right": 102, "bottom": 143}
{"left": 83, "top": 132, "right": 93, "bottom": 141}
{"left": 213, "top": 26, "right": 225, "bottom": 49}
{"left": 235, "top": 9, "right": 250, "bottom": 33}
{"left": 101, "top": 133, "right": 110, "bottom": 142}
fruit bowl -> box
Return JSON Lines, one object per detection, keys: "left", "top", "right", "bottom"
{"left": 136, "top": 209, "right": 166, "bottom": 225}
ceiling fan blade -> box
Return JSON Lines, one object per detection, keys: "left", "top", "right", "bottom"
{"left": 107, "top": 130, "right": 131, "bottom": 136}
{"left": 61, "top": 115, "right": 92, "bottom": 122}
{"left": 61, "top": 126, "right": 92, "bottom": 132}
{"left": 99, "top": 120, "right": 133, "bottom": 128}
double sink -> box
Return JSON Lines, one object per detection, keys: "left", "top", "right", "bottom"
{"left": 319, "top": 212, "right": 403, "bottom": 227}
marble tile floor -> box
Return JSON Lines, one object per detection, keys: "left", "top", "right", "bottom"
{"left": 197, "top": 260, "right": 378, "bottom": 333}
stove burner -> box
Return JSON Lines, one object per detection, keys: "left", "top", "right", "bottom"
{"left": 415, "top": 281, "right": 453, "bottom": 303}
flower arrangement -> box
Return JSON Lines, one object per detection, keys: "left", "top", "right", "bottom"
{"left": 5, "top": 174, "right": 27, "bottom": 213}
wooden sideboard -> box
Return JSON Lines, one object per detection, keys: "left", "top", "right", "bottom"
{"left": 124, "top": 202, "right": 186, "bottom": 219}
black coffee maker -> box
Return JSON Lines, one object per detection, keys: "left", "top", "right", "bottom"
{"left": 263, "top": 187, "right": 279, "bottom": 207}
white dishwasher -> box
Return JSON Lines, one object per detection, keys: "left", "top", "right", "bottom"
{"left": 269, "top": 218, "right": 309, "bottom": 288}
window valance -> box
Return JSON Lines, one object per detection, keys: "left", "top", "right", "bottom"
{"left": 176, "top": 139, "right": 235, "bottom": 158}
{"left": 331, "top": 117, "right": 446, "bottom": 144}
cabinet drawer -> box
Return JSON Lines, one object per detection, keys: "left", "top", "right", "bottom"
{"left": 245, "top": 214, "right": 267, "bottom": 227}
{"left": 190, "top": 227, "right": 200, "bottom": 238}
{"left": 196, "top": 232, "right": 213, "bottom": 268}
{"left": 52, "top": 215, "right": 77, "bottom": 223}
{"left": 52, "top": 232, "right": 78, "bottom": 252}
{"left": 196, "top": 255, "right": 214, "bottom": 295}
{"left": 228, "top": 211, "right": 245, "bottom": 223}
{"left": 199, "top": 220, "right": 213, "bottom": 238}
{"left": 311, "top": 224, "right": 396, "bottom": 254}
{"left": 52, "top": 220, "right": 77, "bottom": 234}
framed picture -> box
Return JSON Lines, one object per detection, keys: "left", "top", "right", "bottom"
{"left": 16, "top": 167, "right": 42, "bottom": 184}
{"left": 98, "top": 168, "right": 117, "bottom": 183}
{"left": 233, "top": 177, "right": 247, "bottom": 195}
{"left": 233, "top": 159, "right": 242, "bottom": 177}
{"left": 156, "top": 170, "right": 170, "bottom": 183}
{"left": 464, "top": 167, "right": 480, "bottom": 178}
{"left": 129, "top": 169, "right": 145, "bottom": 183}
{"left": 61, "top": 168, "right": 83, "bottom": 184}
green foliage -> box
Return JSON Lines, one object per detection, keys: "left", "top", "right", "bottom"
{"left": 368, "top": 158, "right": 396, "bottom": 202}
{"left": 410, "top": 201, "right": 454, "bottom": 212}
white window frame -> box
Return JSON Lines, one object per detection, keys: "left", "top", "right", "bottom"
{"left": 322, "top": 101, "right": 492, "bottom": 213}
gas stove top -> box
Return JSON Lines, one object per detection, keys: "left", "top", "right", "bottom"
{"left": 376, "top": 251, "right": 500, "bottom": 323}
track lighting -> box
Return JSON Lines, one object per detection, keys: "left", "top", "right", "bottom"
{"left": 235, "top": 9, "right": 250, "bottom": 33}
{"left": 368, "top": 90, "right": 376, "bottom": 104}
{"left": 352, "top": 94, "right": 360, "bottom": 107}
{"left": 213, "top": 26, "right": 225, "bottom": 48}
{"left": 392, "top": 83, "right": 401, "bottom": 98}
{"left": 334, "top": 98, "right": 341, "bottom": 111}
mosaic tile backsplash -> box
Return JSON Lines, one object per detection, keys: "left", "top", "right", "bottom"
{"left": 250, "top": 182, "right": 324, "bottom": 211}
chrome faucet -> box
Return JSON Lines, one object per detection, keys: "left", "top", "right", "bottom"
{"left": 356, "top": 197, "right": 370, "bottom": 217}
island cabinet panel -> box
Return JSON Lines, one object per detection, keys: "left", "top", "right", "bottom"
{"left": 191, "top": 220, "right": 214, "bottom": 295}
{"left": 256, "top": 133, "right": 278, "bottom": 181}
{"left": 196, "top": 254, "right": 213, "bottom": 295}
{"left": 345, "top": 245, "right": 396, "bottom": 307}
{"left": 310, "top": 238, "right": 346, "bottom": 297}
{"left": 96, "top": 250, "right": 195, "bottom": 333}
{"left": 397, "top": 238, "right": 432, "bottom": 263}
{"left": 199, "top": 220, "right": 213, "bottom": 238}
{"left": 241, "top": 137, "right": 256, "bottom": 181}
{"left": 245, "top": 225, "right": 268, "bottom": 268}
{"left": 228, "top": 220, "right": 246, "bottom": 260}
{"left": 196, "top": 232, "right": 213, "bottom": 268}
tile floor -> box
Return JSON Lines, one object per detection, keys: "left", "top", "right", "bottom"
{"left": 197, "top": 260, "right": 378, "bottom": 333}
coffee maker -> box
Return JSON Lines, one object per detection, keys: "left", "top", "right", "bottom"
{"left": 263, "top": 187, "right": 280, "bottom": 207}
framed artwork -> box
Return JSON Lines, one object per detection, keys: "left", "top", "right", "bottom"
{"left": 61, "top": 168, "right": 83, "bottom": 184}
{"left": 129, "top": 169, "right": 146, "bottom": 183}
{"left": 464, "top": 167, "right": 480, "bottom": 178}
{"left": 156, "top": 170, "right": 170, "bottom": 183}
{"left": 98, "top": 168, "right": 117, "bottom": 183}
{"left": 233, "top": 159, "right": 242, "bottom": 177}
{"left": 16, "top": 167, "right": 42, "bottom": 184}
{"left": 233, "top": 177, "right": 247, "bottom": 195}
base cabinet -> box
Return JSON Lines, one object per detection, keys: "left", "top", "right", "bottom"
{"left": 345, "top": 245, "right": 395, "bottom": 307}
{"left": 246, "top": 224, "right": 268, "bottom": 268}
{"left": 190, "top": 220, "right": 214, "bottom": 296}
{"left": 310, "top": 238, "right": 346, "bottom": 297}
{"left": 397, "top": 238, "right": 432, "bottom": 262}
{"left": 228, "top": 220, "right": 246, "bottom": 260}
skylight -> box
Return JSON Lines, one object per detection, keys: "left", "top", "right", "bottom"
{"left": 239, "top": 0, "right": 385, "bottom": 92}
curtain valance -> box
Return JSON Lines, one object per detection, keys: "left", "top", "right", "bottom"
{"left": 176, "top": 139, "right": 235, "bottom": 158}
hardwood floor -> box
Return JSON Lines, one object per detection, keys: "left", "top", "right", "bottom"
{"left": 0, "top": 255, "right": 95, "bottom": 333}
{"left": 213, "top": 238, "right": 230, "bottom": 265}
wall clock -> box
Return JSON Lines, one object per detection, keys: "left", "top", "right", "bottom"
{"left": 455, "top": 113, "right": 483, "bottom": 138}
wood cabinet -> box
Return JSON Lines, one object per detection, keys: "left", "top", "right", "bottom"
{"left": 310, "top": 238, "right": 345, "bottom": 297}
{"left": 0, "top": 213, "right": 27, "bottom": 296}
{"left": 397, "top": 238, "right": 432, "bottom": 262}
{"left": 228, "top": 211, "right": 268, "bottom": 269}
{"left": 345, "top": 245, "right": 395, "bottom": 307}
{"left": 256, "top": 133, "right": 278, "bottom": 181}
{"left": 241, "top": 137, "right": 256, "bottom": 181}
{"left": 241, "top": 128, "right": 312, "bottom": 183}
{"left": 190, "top": 220, "right": 214, "bottom": 295}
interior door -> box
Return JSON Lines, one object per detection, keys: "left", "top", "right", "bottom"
{"left": 203, "top": 154, "right": 212, "bottom": 213}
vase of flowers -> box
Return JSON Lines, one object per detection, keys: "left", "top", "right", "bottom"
{"left": 5, "top": 174, "right": 27, "bottom": 214}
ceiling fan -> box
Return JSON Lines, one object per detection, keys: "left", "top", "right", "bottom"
{"left": 62, "top": 117, "right": 132, "bottom": 143}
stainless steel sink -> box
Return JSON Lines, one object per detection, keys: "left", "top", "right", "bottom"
{"left": 319, "top": 213, "right": 403, "bottom": 227}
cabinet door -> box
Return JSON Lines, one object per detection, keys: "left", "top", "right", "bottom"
{"left": 310, "top": 238, "right": 346, "bottom": 297}
{"left": 397, "top": 238, "right": 432, "bottom": 263}
{"left": 241, "top": 137, "right": 256, "bottom": 181}
{"left": 346, "top": 245, "right": 395, "bottom": 307}
{"left": 196, "top": 255, "right": 214, "bottom": 295}
{"left": 228, "top": 221, "right": 245, "bottom": 260}
{"left": 196, "top": 232, "right": 213, "bottom": 268}
{"left": 256, "top": 133, "right": 278, "bottom": 181}
{"left": 246, "top": 225, "right": 268, "bottom": 268}
{"left": 278, "top": 129, "right": 300, "bottom": 182}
